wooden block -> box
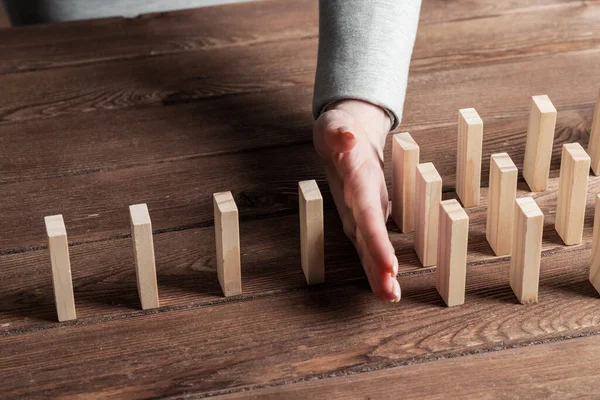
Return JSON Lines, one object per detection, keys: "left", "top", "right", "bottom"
{"left": 213, "top": 191, "right": 242, "bottom": 297}
{"left": 414, "top": 162, "right": 442, "bottom": 267}
{"left": 44, "top": 215, "right": 76, "bottom": 322}
{"left": 391, "top": 132, "right": 420, "bottom": 233}
{"left": 587, "top": 88, "right": 600, "bottom": 175}
{"left": 456, "top": 108, "right": 483, "bottom": 207}
{"left": 590, "top": 194, "right": 600, "bottom": 294}
{"left": 129, "top": 203, "right": 159, "bottom": 310}
{"left": 523, "top": 95, "right": 557, "bottom": 191}
{"left": 298, "top": 180, "right": 325, "bottom": 284}
{"left": 436, "top": 199, "right": 469, "bottom": 307}
{"left": 555, "top": 143, "right": 590, "bottom": 245}
{"left": 486, "top": 153, "right": 518, "bottom": 256}
{"left": 510, "top": 197, "right": 544, "bottom": 304}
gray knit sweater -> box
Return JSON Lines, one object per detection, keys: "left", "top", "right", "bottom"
{"left": 4, "top": 0, "right": 422, "bottom": 128}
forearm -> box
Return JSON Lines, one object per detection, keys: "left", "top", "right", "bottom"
{"left": 313, "top": 0, "right": 422, "bottom": 130}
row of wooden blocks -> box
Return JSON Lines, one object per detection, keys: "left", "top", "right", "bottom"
{"left": 393, "top": 90, "right": 600, "bottom": 306}
{"left": 45, "top": 181, "right": 326, "bottom": 322}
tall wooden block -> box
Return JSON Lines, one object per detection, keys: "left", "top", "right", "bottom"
{"left": 214, "top": 191, "right": 242, "bottom": 297}
{"left": 436, "top": 199, "right": 469, "bottom": 307}
{"left": 555, "top": 143, "right": 590, "bottom": 245}
{"left": 589, "top": 194, "right": 600, "bottom": 293}
{"left": 456, "top": 108, "right": 483, "bottom": 207}
{"left": 523, "top": 95, "right": 557, "bottom": 191}
{"left": 486, "top": 153, "right": 518, "bottom": 256}
{"left": 45, "top": 215, "right": 76, "bottom": 322}
{"left": 510, "top": 197, "right": 544, "bottom": 304}
{"left": 391, "top": 132, "right": 420, "bottom": 233}
{"left": 414, "top": 162, "right": 442, "bottom": 267}
{"left": 587, "top": 89, "right": 600, "bottom": 175}
{"left": 299, "top": 180, "right": 325, "bottom": 284}
{"left": 129, "top": 203, "right": 159, "bottom": 310}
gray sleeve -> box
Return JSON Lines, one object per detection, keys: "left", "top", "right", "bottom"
{"left": 313, "top": 0, "right": 422, "bottom": 129}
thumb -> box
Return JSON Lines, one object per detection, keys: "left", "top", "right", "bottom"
{"left": 313, "top": 109, "right": 358, "bottom": 159}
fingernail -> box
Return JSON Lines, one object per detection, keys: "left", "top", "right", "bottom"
{"left": 338, "top": 126, "right": 355, "bottom": 141}
{"left": 392, "top": 280, "right": 401, "bottom": 303}
{"left": 392, "top": 256, "right": 399, "bottom": 277}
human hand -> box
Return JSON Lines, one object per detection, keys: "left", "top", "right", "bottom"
{"left": 313, "top": 99, "right": 400, "bottom": 302}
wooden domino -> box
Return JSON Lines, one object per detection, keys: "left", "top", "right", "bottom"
{"left": 436, "top": 199, "right": 469, "bottom": 307}
{"left": 589, "top": 194, "right": 600, "bottom": 294}
{"left": 414, "top": 162, "right": 442, "bottom": 267}
{"left": 392, "top": 132, "right": 420, "bottom": 233}
{"left": 587, "top": 88, "right": 600, "bottom": 175}
{"left": 486, "top": 153, "right": 518, "bottom": 256}
{"left": 456, "top": 108, "right": 483, "bottom": 207}
{"left": 45, "top": 214, "right": 76, "bottom": 322}
{"left": 555, "top": 143, "right": 590, "bottom": 245}
{"left": 214, "top": 191, "right": 242, "bottom": 297}
{"left": 299, "top": 180, "right": 325, "bottom": 285}
{"left": 523, "top": 95, "right": 557, "bottom": 191}
{"left": 129, "top": 203, "right": 159, "bottom": 310}
{"left": 510, "top": 197, "right": 544, "bottom": 304}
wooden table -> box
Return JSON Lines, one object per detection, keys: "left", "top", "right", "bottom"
{"left": 1, "top": 0, "right": 600, "bottom": 398}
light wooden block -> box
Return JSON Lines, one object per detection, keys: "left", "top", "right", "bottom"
{"left": 45, "top": 215, "right": 76, "bottom": 322}
{"left": 523, "top": 95, "right": 557, "bottom": 191}
{"left": 391, "top": 132, "right": 420, "bottom": 233}
{"left": 555, "top": 143, "right": 590, "bottom": 245}
{"left": 414, "top": 162, "right": 442, "bottom": 267}
{"left": 587, "top": 89, "right": 600, "bottom": 175}
{"left": 436, "top": 199, "right": 469, "bottom": 307}
{"left": 299, "top": 180, "right": 325, "bottom": 285}
{"left": 456, "top": 108, "right": 483, "bottom": 207}
{"left": 486, "top": 153, "right": 518, "bottom": 256}
{"left": 129, "top": 203, "right": 159, "bottom": 310}
{"left": 214, "top": 191, "right": 242, "bottom": 297}
{"left": 510, "top": 197, "right": 544, "bottom": 304}
{"left": 589, "top": 194, "right": 600, "bottom": 294}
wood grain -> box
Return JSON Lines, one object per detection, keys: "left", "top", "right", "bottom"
{"left": 216, "top": 335, "right": 600, "bottom": 400}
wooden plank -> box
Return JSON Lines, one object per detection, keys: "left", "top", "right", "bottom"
{"left": 1, "top": 243, "right": 600, "bottom": 398}
{"left": 298, "top": 180, "right": 324, "bottom": 285}
{"left": 486, "top": 153, "right": 518, "bottom": 256}
{"left": 510, "top": 197, "right": 544, "bottom": 304}
{"left": 129, "top": 204, "right": 159, "bottom": 310}
{"left": 391, "top": 132, "right": 420, "bottom": 233}
{"left": 587, "top": 88, "right": 600, "bottom": 175}
{"left": 414, "top": 162, "right": 442, "bottom": 267}
{"left": 456, "top": 108, "right": 483, "bottom": 207}
{"left": 44, "top": 215, "right": 76, "bottom": 322}
{"left": 556, "top": 143, "right": 591, "bottom": 245}
{"left": 523, "top": 95, "right": 558, "bottom": 191}
{"left": 214, "top": 191, "right": 242, "bottom": 297}
{"left": 216, "top": 335, "right": 600, "bottom": 400}
{"left": 436, "top": 199, "right": 469, "bottom": 307}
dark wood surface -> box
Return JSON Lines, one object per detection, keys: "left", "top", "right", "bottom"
{"left": 1, "top": 0, "right": 600, "bottom": 398}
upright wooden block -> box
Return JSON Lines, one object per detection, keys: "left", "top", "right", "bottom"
{"left": 523, "top": 95, "right": 557, "bottom": 191}
{"left": 45, "top": 215, "right": 76, "bottom": 322}
{"left": 456, "top": 108, "right": 483, "bottom": 207}
{"left": 510, "top": 197, "right": 544, "bottom": 304}
{"left": 129, "top": 204, "right": 159, "bottom": 310}
{"left": 436, "top": 199, "right": 469, "bottom": 307}
{"left": 414, "top": 163, "right": 442, "bottom": 267}
{"left": 299, "top": 180, "right": 325, "bottom": 284}
{"left": 555, "top": 143, "right": 590, "bottom": 245}
{"left": 214, "top": 191, "right": 242, "bottom": 297}
{"left": 589, "top": 194, "right": 600, "bottom": 293}
{"left": 391, "top": 132, "right": 420, "bottom": 233}
{"left": 486, "top": 153, "right": 518, "bottom": 256}
{"left": 587, "top": 89, "right": 600, "bottom": 175}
